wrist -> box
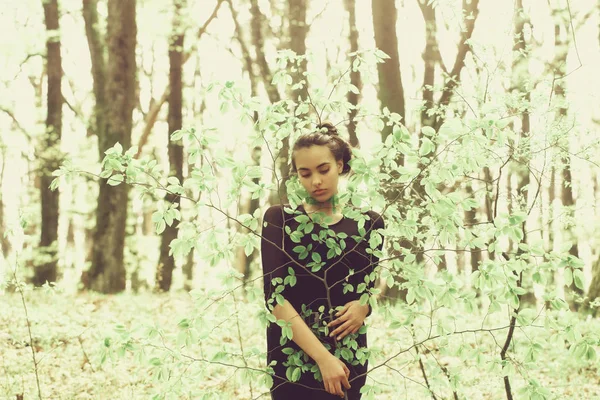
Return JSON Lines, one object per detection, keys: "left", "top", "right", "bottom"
{"left": 314, "top": 349, "right": 332, "bottom": 365}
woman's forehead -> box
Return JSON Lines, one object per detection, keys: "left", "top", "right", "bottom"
{"left": 294, "top": 146, "right": 335, "bottom": 168}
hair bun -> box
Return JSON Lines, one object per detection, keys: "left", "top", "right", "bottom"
{"left": 317, "top": 122, "right": 339, "bottom": 136}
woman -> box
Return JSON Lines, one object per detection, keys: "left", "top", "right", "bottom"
{"left": 261, "top": 123, "right": 385, "bottom": 399}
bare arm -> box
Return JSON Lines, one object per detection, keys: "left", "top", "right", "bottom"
{"left": 273, "top": 300, "right": 351, "bottom": 397}
{"left": 272, "top": 299, "right": 331, "bottom": 364}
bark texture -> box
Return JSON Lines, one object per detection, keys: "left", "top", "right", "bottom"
{"left": 344, "top": 0, "right": 361, "bottom": 148}
{"left": 371, "top": 0, "right": 405, "bottom": 140}
{"left": 157, "top": 0, "right": 185, "bottom": 292}
{"left": 88, "top": 0, "right": 137, "bottom": 293}
{"left": 34, "top": 0, "right": 63, "bottom": 286}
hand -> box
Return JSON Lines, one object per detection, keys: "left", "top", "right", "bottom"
{"left": 327, "top": 300, "right": 369, "bottom": 341}
{"left": 316, "top": 353, "right": 351, "bottom": 397}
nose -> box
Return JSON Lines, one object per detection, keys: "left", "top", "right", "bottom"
{"left": 312, "top": 175, "right": 322, "bottom": 187}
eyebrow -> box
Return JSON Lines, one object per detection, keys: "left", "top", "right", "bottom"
{"left": 298, "top": 162, "right": 330, "bottom": 171}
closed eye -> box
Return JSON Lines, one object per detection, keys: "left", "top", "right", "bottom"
{"left": 300, "top": 169, "right": 329, "bottom": 178}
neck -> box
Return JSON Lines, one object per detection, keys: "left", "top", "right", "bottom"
{"left": 304, "top": 193, "right": 339, "bottom": 215}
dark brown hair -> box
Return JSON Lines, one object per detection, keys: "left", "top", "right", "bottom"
{"left": 290, "top": 122, "right": 352, "bottom": 176}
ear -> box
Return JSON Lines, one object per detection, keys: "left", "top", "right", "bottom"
{"left": 337, "top": 159, "right": 343, "bottom": 173}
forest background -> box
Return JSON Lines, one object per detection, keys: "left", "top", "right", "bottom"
{"left": 2, "top": 0, "right": 600, "bottom": 399}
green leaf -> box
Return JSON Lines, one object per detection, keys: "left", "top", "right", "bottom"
{"left": 107, "top": 174, "right": 124, "bottom": 186}
{"left": 311, "top": 252, "right": 321, "bottom": 263}
{"left": 341, "top": 348, "right": 353, "bottom": 361}
{"left": 564, "top": 268, "right": 573, "bottom": 287}
{"left": 573, "top": 269, "right": 585, "bottom": 290}
{"left": 291, "top": 366, "right": 301, "bottom": 382}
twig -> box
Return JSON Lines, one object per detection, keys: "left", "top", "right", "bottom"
{"left": 77, "top": 336, "right": 95, "bottom": 373}
{"left": 10, "top": 261, "right": 43, "bottom": 400}
{"left": 415, "top": 344, "right": 437, "bottom": 400}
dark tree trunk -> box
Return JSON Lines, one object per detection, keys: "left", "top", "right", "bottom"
{"left": 34, "top": 0, "right": 63, "bottom": 286}
{"left": 344, "top": 0, "right": 361, "bottom": 148}
{"left": 288, "top": 0, "right": 308, "bottom": 103}
{"left": 272, "top": 0, "right": 308, "bottom": 204}
{"left": 465, "top": 183, "right": 481, "bottom": 273}
{"left": 371, "top": 0, "right": 407, "bottom": 302}
{"left": 418, "top": 0, "right": 437, "bottom": 130}
{"left": 511, "top": 0, "right": 535, "bottom": 306}
{"left": 0, "top": 146, "right": 9, "bottom": 258}
{"left": 229, "top": 0, "right": 262, "bottom": 281}
{"left": 82, "top": 0, "right": 107, "bottom": 139}
{"left": 483, "top": 166, "right": 495, "bottom": 261}
{"left": 88, "top": 0, "right": 137, "bottom": 293}
{"left": 371, "top": 0, "right": 405, "bottom": 142}
{"left": 551, "top": 16, "right": 581, "bottom": 306}
{"left": 156, "top": 0, "right": 185, "bottom": 292}
{"left": 247, "top": 0, "right": 288, "bottom": 206}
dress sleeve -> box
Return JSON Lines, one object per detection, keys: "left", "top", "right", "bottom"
{"left": 261, "top": 205, "right": 292, "bottom": 311}
{"left": 356, "top": 211, "right": 385, "bottom": 317}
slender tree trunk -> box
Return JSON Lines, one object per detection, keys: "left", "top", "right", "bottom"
{"left": 545, "top": 167, "right": 557, "bottom": 309}
{"left": 584, "top": 0, "right": 600, "bottom": 311}
{"left": 156, "top": 0, "right": 185, "bottom": 292}
{"left": 272, "top": 0, "right": 308, "bottom": 204}
{"left": 547, "top": 3, "right": 582, "bottom": 308}
{"left": 34, "top": 0, "right": 63, "bottom": 286}
{"left": 247, "top": 0, "right": 288, "bottom": 206}
{"left": 229, "top": 0, "right": 262, "bottom": 281}
{"left": 511, "top": 0, "right": 535, "bottom": 306}
{"left": 372, "top": 0, "right": 407, "bottom": 302}
{"left": 82, "top": 0, "right": 107, "bottom": 139}
{"left": 289, "top": 0, "right": 308, "bottom": 103}
{"left": 344, "top": 0, "right": 361, "bottom": 147}
{"left": 88, "top": 0, "right": 137, "bottom": 293}
{"left": 483, "top": 166, "right": 495, "bottom": 261}
{"left": 465, "top": 183, "right": 481, "bottom": 273}
{"left": 371, "top": 0, "right": 405, "bottom": 142}
{"left": 418, "top": 0, "right": 437, "bottom": 130}
{"left": 0, "top": 145, "right": 9, "bottom": 259}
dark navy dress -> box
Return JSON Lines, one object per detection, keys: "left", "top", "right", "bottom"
{"left": 261, "top": 204, "right": 385, "bottom": 399}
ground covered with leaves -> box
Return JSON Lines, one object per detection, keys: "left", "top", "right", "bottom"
{"left": 1, "top": 290, "right": 599, "bottom": 399}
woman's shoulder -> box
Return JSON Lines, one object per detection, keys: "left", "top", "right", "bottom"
{"left": 262, "top": 204, "right": 302, "bottom": 224}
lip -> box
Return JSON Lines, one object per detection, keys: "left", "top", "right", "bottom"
{"left": 313, "top": 189, "right": 327, "bottom": 195}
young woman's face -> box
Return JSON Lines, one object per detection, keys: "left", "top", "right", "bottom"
{"left": 293, "top": 145, "right": 343, "bottom": 203}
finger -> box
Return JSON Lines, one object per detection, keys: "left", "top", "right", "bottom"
{"left": 342, "top": 374, "right": 351, "bottom": 390}
{"left": 343, "top": 363, "right": 350, "bottom": 378}
{"left": 328, "top": 317, "right": 343, "bottom": 328}
{"left": 334, "top": 381, "right": 343, "bottom": 396}
{"left": 335, "top": 303, "right": 350, "bottom": 317}
{"left": 324, "top": 380, "right": 332, "bottom": 395}
{"left": 330, "top": 320, "right": 353, "bottom": 337}
{"left": 337, "top": 325, "right": 356, "bottom": 341}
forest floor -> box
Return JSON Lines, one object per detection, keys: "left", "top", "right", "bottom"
{"left": 1, "top": 290, "right": 599, "bottom": 400}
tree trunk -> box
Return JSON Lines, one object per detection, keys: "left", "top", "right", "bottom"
{"left": 229, "top": 0, "right": 262, "bottom": 281}
{"left": 344, "top": 0, "right": 361, "bottom": 148}
{"left": 0, "top": 146, "right": 9, "bottom": 259}
{"left": 483, "top": 166, "right": 495, "bottom": 261}
{"left": 465, "top": 183, "right": 481, "bottom": 273}
{"left": 247, "top": 0, "right": 288, "bottom": 206}
{"left": 288, "top": 0, "right": 308, "bottom": 103}
{"left": 372, "top": 0, "right": 407, "bottom": 302}
{"left": 82, "top": 0, "right": 107, "bottom": 139}
{"left": 371, "top": 0, "right": 405, "bottom": 142}
{"left": 156, "top": 0, "right": 185, "bottom": 292}
{"left": 418, "top": 0, "right": 437, "bottom": 130}
{"left": 34, "top": 0, "right": 63, "bottom": 286}
{"left": 511, "top": 0, "right": 535, "bottom": 306}
{"left": 88, "top": 0, "right": 137, "bottom": 293}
